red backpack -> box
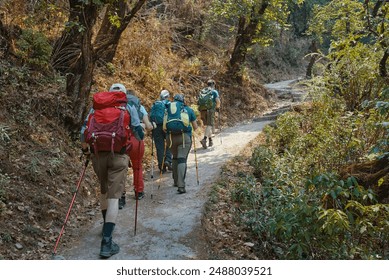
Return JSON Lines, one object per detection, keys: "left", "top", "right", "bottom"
{"left": 84, "top": 91, "right": 131, "bottom": 155}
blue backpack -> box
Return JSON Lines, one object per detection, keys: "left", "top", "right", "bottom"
{"left": 126, "top": 94, "right": 144, "bottom": 120}
{"left": 163, "top": 101, "right": 190, "bottom": 133}
{"left": 150, "top": 100, "right": 167, "bottom": 125}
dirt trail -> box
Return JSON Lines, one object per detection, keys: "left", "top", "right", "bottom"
{"left": 60, "top": 80, "right": 299, "bottom": 260}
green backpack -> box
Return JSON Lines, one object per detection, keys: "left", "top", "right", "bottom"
{"left": 197, "top": 87, "right": 214, "bottom": 110}
{"left": 163, "top": 102, "right": 190, "bottom": 133}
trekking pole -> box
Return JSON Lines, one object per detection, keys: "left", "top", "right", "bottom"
{"left": 134, "top": 140, "right": 142, "bottom": 236}
{"left": 150, "top": 134, "right": 155, "bottom": 199}
{"left": 158, "top": 140, "right": 167, "bottom": 189}
{"left": 192, "top": 133, "right": 199, "bottom": 186}
{"left": 134, "top": 192, "right": 139, "bottom": 236}
{"left": 52, "top": 159, "right": 89, "bottom": 258}
{"left": 218, "top": 109, "right": 222, "bottom": 144}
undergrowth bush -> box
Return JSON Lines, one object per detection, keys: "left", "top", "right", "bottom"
{"left": 232, "top": 82, "right": 389, "bottom": 259}
{"left": 16, "top": 29, "right": 52, "bottom": 70}
{"left": 232, "top": 167, "right": 389, "bottom": 259}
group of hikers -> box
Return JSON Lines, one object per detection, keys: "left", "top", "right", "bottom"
{"left": 79, "top": 79, "right": 221, "bottom": 258}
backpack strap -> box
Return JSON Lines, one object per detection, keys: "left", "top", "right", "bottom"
{"left": 167, "top": 131, "right": 185, "bottom": 148}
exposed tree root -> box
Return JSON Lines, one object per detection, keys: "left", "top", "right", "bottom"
{"left": 340, "top": 156, "right": 389, "bottom": 203}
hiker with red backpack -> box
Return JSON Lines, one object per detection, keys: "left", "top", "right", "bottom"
{"left": 163, "top": 94, "right": 198, "bottom": 194}
{"left": 80, "top": 83, "right": 139, "bottom": 258}
{"left": 198, "top": 79, "right": 221, "bottom": 149}
{"left": 150, "top": 90, "right": 173, "bottom": 174}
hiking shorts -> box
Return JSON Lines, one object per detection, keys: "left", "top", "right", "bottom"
{"left": 200, "top": 109, "right": 215, "bottom": 126}
{"left": 91, "top": 152, "right": 129, "bottom": 199}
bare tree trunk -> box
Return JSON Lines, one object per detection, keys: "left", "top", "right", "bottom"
{"left": 50, "top": 0, "right": 147, "bottom": 137}
{"left": 228, "top": 2, "right": 268, "bottom": 84}
{"left": 306, "top": 40, "right": 318, "bottom": 79}
{"left": 94, "top": 0, "right": 147, "bottom": 63}
{"left": 94, "top": 1, "right": 127, "bottom": 64}
{"left": 379, "top": 48, "right": 388, "bottom": 78}
{"left": 51, "top": 0, "right": 99, "bottom": 136}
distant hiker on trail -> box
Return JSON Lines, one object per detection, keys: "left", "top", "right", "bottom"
{"left": 80, "top": 83, "right": 133, "bottom": 258}
{"left": 119, "top": 89, "right": 155, "bottom": 209}
{"left": 150, "top": 89, "right": 173, "bottom": 174}
{"left": 198, "top": 79, "right": 221, "bottom": 149}
{"left": 163, "top": 94, "right": 198, "bottom": 194}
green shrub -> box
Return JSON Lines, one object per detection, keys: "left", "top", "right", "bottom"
{"left": 237, "top": 90, "right": 389, "bottom": 259}
{"left": 16, "top": 29, "right": 52, "bottom": 70}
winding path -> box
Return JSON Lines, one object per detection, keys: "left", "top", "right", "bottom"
{"left": 60, "top": 80, "right": 300, "bottom": 260}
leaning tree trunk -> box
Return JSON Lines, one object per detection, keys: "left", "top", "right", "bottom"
{"left": 228, "top": 3, "right": 268, "bottom": 84}
{"left": 306, "top": 40, "right": 319, "bottom": 79}
{"left": 379, "top": 48, "right": 388, "bottom": 79}
{"left": 51, "top": 0, "right": 100, "bottom": 136}
{"left": 51, "top": 0, "right": 147, "bottom": 137}
{"left": 94, "top": 0, "right": 147, "bottom": 63}
{"left": 94, "top": 1, "right": 127, "bottom": 64}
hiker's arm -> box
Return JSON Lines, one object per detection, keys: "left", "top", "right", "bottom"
{"left": 215, "top": 97, "right": 221, "bottom": 110}
{"left": 190, "top": 109, "right": 198, "bottom": 130}
{"left": 80, "top": 108, "right": 93, "bottom": 145}
{"left": 142, "top": 114, "right": 155, "bottom": 131}
{"left": 191, "top": 120, "right": 198, "bottom": 130}
{"left": 140, "top": 105, "right": 155, "bottom": 131}
{"left": 126, "top": 104, "right": 141, "bottom": 127}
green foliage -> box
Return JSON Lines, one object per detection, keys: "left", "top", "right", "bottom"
{"left": 108, "top": 13, "right": 121, "bottom": 28}
{"left": 0, "top": 125, "right": 11, "bottom": 143}
{"left": 307, "top": 0, "right": 389, "bottom": 84}
{"left": 0, "top": 232, "right": 12, "bottom": 243}
{"left": 234, "top": 80, "right": 389, "bottom": 259}
{"left": 105, "top": 62, "right": 116, "bottom": 75}
{"left": 233, "top": 162, "right": 389, "bottom": 259}
{"left": 16, "top": 29, "right": 52, "bottom": 70}
{"left": 0, "top": 171, "right": 10, "bottom": 214}
{"left": 64, "top": 21, "right": 86, "bottom": 33}
{"left": 362, "top": 87, "right": 389, "bottom": 159}
{"left": 237, "top": 0, "right": 389, "bottom": 256}
{"left": 307, "top": 0, "right": 364, "bottom": 43}
{"left": 210, "top": 0, "right": 305, "bottom": 46}
{"left": 48, "top": 157, "right": 64, "bottom": 176}
{"left": 324, "top": 40, "right": 384, "bottom": 111}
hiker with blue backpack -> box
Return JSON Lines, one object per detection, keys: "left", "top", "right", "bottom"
{"left": 163, "top": 94, "right": 198, "bottom": 194}
{"left": 80, "top": 83, "right": 140, "bottom": 258}
{"left": 119, "top": 89, "right": 155, "bottom": 209}
{"left": 149, "top": 90, "right": 173, "bottom": 174}
{"left": 198, "top": 79, "right": 221, "bottom": 149}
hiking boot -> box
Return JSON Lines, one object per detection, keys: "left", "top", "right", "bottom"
{"left": 134, "top": 191, "right": 145, "bottom": 200}
{"left": 200, "top": 138, "right": 207, "bottom": 149}
{"left": 100, "top": 237, "right": 120, "bottom": 258}
{"left": 177, "top": 187, "right": 186, "bottom": 194}
{"left": 208, "top": 138, "right": 213, "bottom": 147}
{"left": 118, "top": 195, "right": 126, "bottom": 209}
{"left": 165, "top": 161, "right": 173, "bottom": 171}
